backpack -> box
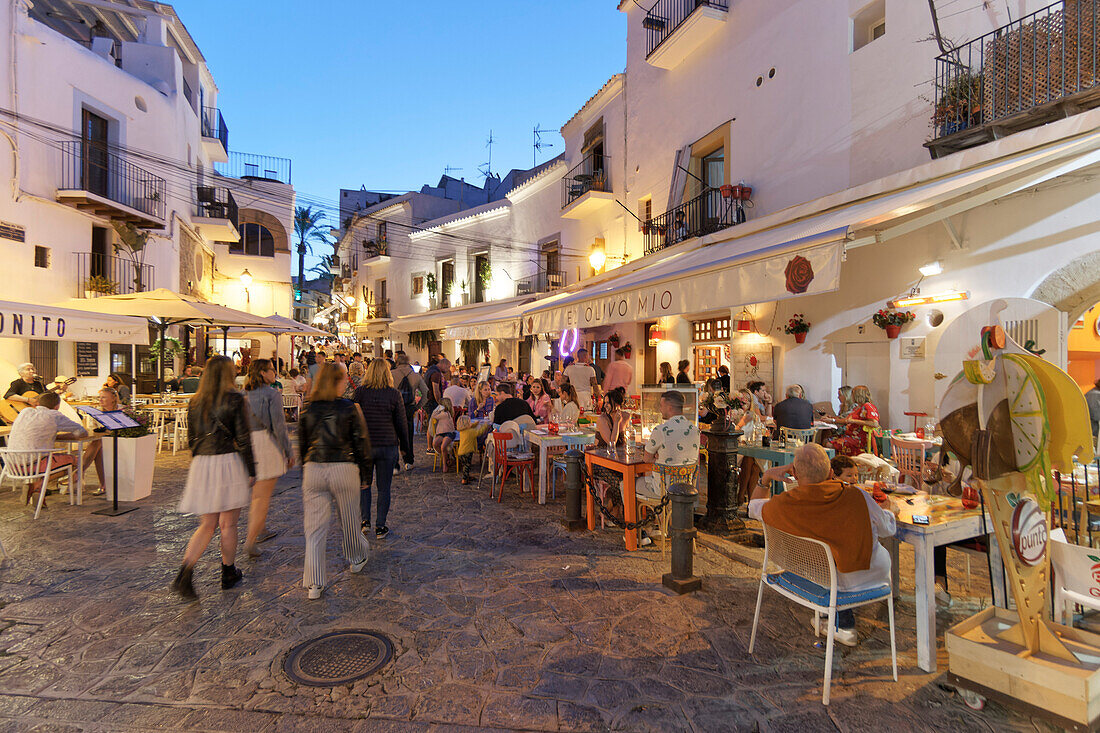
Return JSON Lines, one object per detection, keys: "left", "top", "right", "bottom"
{"left": 397, "top": 372, "right": 416, "bottom": 407}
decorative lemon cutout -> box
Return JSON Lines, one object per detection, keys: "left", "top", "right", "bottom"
{"left": 1000, "top": 354, "right": 1048, "bottom": 473}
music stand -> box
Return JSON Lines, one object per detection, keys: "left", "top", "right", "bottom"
{"left": 77, "top": 407, "right": 141, "bottom": 517}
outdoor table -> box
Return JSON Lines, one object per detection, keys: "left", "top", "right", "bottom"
{"left": 584, "top": 446, "right": 653, "bottom": 552}
{"left": 526, "top": 428, "right": 597, "bottom": 504}
{"left": 737, "top": 444, "right": 835, "bottom": 494}
{"left": 872, "top": 488, "right": 1004, "bottom": 673}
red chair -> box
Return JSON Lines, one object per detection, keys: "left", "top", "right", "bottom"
{"left": 489, "top": 431, "right": 535, "bottom": 502}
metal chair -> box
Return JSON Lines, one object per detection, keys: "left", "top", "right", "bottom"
{"left": 889, "top": 437, "right": 925, "bottom": 487}
{"left": 637, "top": 463, "right": 698, "bottom": 554}
{"left": 0, "top": 448, "right": 76, "bottom": 520}
{"left": 749, "top": 522, "right": 897, "bottom": 705}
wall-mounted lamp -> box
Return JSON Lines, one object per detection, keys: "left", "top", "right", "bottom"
{"left": 735, "top": 308, "right": 755, "bottom": 333}
{"left": 890, "top": 290, "right": 969, "bottom": 308}
{"left": 918, "top": 261, "right": 943, "bottom": 277}
{"left": 648, "top": 323, "right": 665, "bottom": 347}
{"left": 240, "top": 269, "right": 252, "bottom": 307}
{"left": 588, "top": 241, "right": 606, "bottom": 273}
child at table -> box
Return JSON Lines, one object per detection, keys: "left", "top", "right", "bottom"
{"left": 455, "top": 415, "right": 480, "bottom": 485}
{"left": 430, "top": 398, "right": 457, "bottom": 471}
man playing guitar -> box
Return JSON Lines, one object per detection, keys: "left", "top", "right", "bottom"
{"left": 5, "top": 362, "right": 49, "bottom": 408}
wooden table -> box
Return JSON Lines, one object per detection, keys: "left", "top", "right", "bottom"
{"left": 876, "top": 490, "right": 1004, "bottom": 673}
{"left": 526, "top": 428, "right": 596, "bottom": 504}
{"left": 584, "top": 446, "right": 653, "bottom": 551}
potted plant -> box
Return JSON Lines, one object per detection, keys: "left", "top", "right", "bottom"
{"left": 932, "top": 70, "right": 983, "bottom": 137}
{"left": 459, "top": 279, "right": 470, "bottom": 306}
{"left": 426, "top": 273, "right": 438, "bottom": 309}
{"left": 85, "top": 274, "right": 118, "bottom": 298}
{"left": 478, "top": 260, "right": 492, "bottom": 292}
{"left": 873, "top": 308, "right": 916, "bottom": 339}
{"left": 102, "top": 406, "right": 156, "bottom": 502}
{"left": 783, "top": 313, "right": 811, "bottom": 343}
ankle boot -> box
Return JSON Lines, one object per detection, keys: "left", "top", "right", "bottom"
{"left": 171, "top": 565, "right": 197, "bottom": 600}
{"left": 220, "top": 563, "right": 243, "bottom": 589}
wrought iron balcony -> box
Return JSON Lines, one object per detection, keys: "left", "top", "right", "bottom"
{"left": 561, "top": 153, "right": 613, "bottom": 217}
{"left": 928, "top": 0, "right": 1100, "bottom": 157}
{"left": 215, "top": 151, "right": 292, "bottom": 184}
{"left": 76, "top": 252, "right": 154, "bottom": 297}
{"left": 515, "top": 270, "right": 566, "bottom": 296}
{"left": 643, "top": 187, "right": 744, "bottom": 255}
{"left": 195, "top": 186, "right": 238, "bottom": 225}
{"left": 361, "top": 301, "right": 390, "bottom": 320}
{"left": 362, "top": 239, "right": 388, "bottom": 260}
{"left": 57, "top": 140, "right": 166, "bottom": 228}
{"left": 200, "top": 106, "right": 229, "bottom": 151}
{"left": 644, "top": 0, "right": 729, "bottom": 66}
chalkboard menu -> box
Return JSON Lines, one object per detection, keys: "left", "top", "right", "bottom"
{"left": 75, "top": 342, "right": 98, "bottom": 377}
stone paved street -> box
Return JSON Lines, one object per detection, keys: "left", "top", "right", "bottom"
{"left": 0, "top": 439, "right": 1064, "bottom": 731}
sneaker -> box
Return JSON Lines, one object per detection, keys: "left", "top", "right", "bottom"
{"left": 403, "top": 463, "right": 414, "bottom": 471}
{"left": 834, "top": 627, "right": 858, "bottom": 647}
{"left": 350, "top": 557, "right": 368, "bottom": 573}
{"left": 220, "top": 563, "right": 243, "bottom": 590}
{"left": 307, "top": 585, "right": 323, "bottom": 600}
{"left": 374, "top": 526, "right": 389, "bottom": 540}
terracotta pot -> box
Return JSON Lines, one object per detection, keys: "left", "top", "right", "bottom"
{"left": 794, "top": 332, "right": 807, "bottom": 344}
{"left": 885, "top": 324, "right": 901, "bottom": 339}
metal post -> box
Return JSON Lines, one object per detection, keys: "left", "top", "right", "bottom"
{"left": 699, "top": 425, "right": 749, "bottom": 538}
{"left": 562, "top": 449, "right": 585, "bottom": 531}
{"left": 663, "top": 482, "right": 702, "bottom": 594}
{"left": 156, "top": 322, "right": 167, "bottom": 392}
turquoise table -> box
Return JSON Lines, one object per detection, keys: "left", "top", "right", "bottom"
{"left": 737, "top": 443, "right": 835, "bottom": 494}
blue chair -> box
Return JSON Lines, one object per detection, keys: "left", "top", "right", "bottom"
{"left": 549, "top": 435, "right": 590, "bottom": 499}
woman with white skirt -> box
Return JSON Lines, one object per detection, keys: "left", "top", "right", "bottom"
{"left": 171, "top": 355, "right": 255, "bottom": 600}
{"left": 298, "top": 363, "right": 373, "bottom": 600}
{"left": 243, "top": 359, "right": 294, "bottom": 557}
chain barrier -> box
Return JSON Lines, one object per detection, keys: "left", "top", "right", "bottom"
{"left": 581, "top": 465, "right": 670, "bottom": 531}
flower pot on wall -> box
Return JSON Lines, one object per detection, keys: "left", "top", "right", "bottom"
{"left": 885, "top": 324, "right": 901, "bottom": 339}
{"left": 794, "top": 332, "right": 807, "bottom": 344}
{"left": 103, "top": 433, "right": 156, "bottom": 502}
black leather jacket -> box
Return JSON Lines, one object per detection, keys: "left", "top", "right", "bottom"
{"left": 299, "top": 398, "right": 372, "bottom": 482}
{"left": 188, "top": 391, "right": 256, "bottom": 477}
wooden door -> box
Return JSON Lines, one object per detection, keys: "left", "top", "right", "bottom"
{"left": 81, "top": 110, "right": 109, "bottom": 197}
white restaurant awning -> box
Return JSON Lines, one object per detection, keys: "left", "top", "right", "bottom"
{"left": 0, "top": 299, "right": 148, "bottom": 345}
{"left": 525, "top": 119, "right": 1100, "bottom": 333}
{"left": 390, "top": 296, "right": 535, "bottom": 339}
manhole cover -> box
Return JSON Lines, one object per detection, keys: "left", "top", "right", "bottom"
{"left": 283, "top": 630, "right": 393, "bottom": 686}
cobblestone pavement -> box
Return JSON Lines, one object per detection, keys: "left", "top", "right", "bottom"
{"left": 0, "top": 438, "right": 1064, "bottom": 731}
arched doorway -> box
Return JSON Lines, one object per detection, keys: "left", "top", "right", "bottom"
{"left": 1030, "top": 250, "right": 1100, "bottom": 392}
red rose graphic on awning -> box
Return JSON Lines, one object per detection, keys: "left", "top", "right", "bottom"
{"left": 784, "top": 255, "right": 814, "bottom": 294}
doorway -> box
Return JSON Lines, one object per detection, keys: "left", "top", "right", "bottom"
{"left": 81, "top": 109, "right": 109, "bottom": 197}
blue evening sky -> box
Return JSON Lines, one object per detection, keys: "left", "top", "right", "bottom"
{"left": 180, "top": 1, "right": 625, "bottom": 231}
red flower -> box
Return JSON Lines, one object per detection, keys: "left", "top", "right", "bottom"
{"left": 784, "top": 255, "right": 814, "bottom": 294}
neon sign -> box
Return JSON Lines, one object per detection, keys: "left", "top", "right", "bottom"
{"left": 558, "top": 328, "right": 580, "bottom": 358}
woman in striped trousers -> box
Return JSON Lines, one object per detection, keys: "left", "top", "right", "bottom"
{"left": 298, "top": 363, "right": 373, "bottom": 600}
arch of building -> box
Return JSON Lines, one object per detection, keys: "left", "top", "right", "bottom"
{"left": 1029, "top": 250, "right": 1100, "bottom": 323}
{"left": 238, "top": 208, "right": 290, "bottom": 253}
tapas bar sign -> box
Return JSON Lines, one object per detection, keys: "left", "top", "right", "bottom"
{"left": 0, "top": 300, "right": 147, "bottom": 345}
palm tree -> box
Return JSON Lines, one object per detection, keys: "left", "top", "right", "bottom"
{"left": 308, "top": 254, "right": 335, "bottom": 280}
{"left": 294, "top": 205, "right": 330, "bottom": 288}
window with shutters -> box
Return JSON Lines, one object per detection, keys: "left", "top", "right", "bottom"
{"left": 29, "top": 340, "right": 58, "bottom": 384}
{"left": 34, "top": 246, "right": 50, "bottom": 269}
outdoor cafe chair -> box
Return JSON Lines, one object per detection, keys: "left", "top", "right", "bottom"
{"left": 282, "top": 393, "right": 301, "bottom": 422}
{"left": 638, "top": 463, "right": 698, "bottom": 554}
{"left": 549, "top": 434, "right": 591, "bottom": 500}
{"left": 1050, "top": 527, "right": 1100, "bottom": 626}
{"left": 0, "top": 448, "right": 76, "bottom": 520}
{"left": 889, "top": 437, "right": 925, "bottom": 488}
{"left": 749, "top": 521, "right": 897, "bottom": 705}
{"left": 488, "top": 431, "right": 534, "bottom": 502}
{"left": 780, "top": 427, "right": 818, "bottom": 446}
{"left": 171, "top": 408, "right": 189, "bottom": 455}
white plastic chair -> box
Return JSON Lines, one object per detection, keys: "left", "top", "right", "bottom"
{"left": 148, "top": 409, "right": 168, "bottom": 454}
{"left": 171, "top": 408, "right": 189, "bottom": 454}
{"left": 0, "top": 448, "right": 76, "bottom": 520}
{"left": 282, "top": 393, "right": 301, "bottom": 422}
{"left": 749, "top": 522, "right": 897, "bottom": 705}
{"left": 1049, "top": 528, "right": 1100, "bottom": 626}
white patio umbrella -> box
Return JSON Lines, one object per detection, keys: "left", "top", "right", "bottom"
{"left": 225, "top": 314, "right": 329, "bottom": 369}
{"left": 54, "top": 289, "right": 274, "bottom": 389}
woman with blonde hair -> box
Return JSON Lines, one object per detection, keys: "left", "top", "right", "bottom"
{"left": 837, "top": 385, "right": 854, "bottom": 416}
{"left": 298, "top": 362, "right": 372, "bottom": 600}
{"left": 658, "top": 362, "right": 675, "bottom": 385}
{"left": 830, "top": 384, "right": 881, "bottom": 456}
{"left": 351, "top": 358, "right": 410, "bottom": 540}
{"left": 467, "top": 380, "right": 494, "bottom": 420}
{"left": 172, "top": 355, "right": 254, "bottom": 600}
{"left": 558, "top": 382, "right": 582, "bottom": 424}
{"left": 242, "top": 359, "right": 294, "bottom": 557}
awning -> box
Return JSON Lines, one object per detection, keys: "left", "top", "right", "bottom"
{"left": 0, "top": 299, "right": 148, "bottom": 345}
{"left": 444, "top": 298, "right": 535, "bottom": 340}
{"left": 525, "top": 120, "right": 1100, "bottom": 333}
{"left": 390, "top": 296, "right": 534, "bottom": 338}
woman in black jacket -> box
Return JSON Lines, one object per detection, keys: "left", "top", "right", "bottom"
{"left": 351, "top": 358, "right": 411, "bottom": 540}
{"left": 172, "top": 355, "right": 255, "bottom": 600}
{"left": 299, "top": 362, "right": 373, "bottom": 600}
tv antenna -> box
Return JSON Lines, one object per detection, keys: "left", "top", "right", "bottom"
{"left": 533, "top": 125, "right": 555, "bottom": 167}
{"left": 477, "top": 130, "right": 495, "bottom": 182}
{"left": 444, "top": 164, "right": 463, "bottom": 177}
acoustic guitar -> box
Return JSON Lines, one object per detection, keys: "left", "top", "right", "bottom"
{"left": 0, "top": 376, "right": 77, "bottom": 424}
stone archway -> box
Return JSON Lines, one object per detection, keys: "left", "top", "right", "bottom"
{"left": 1030, "top": 250, "right": 1100, "bottom": 322}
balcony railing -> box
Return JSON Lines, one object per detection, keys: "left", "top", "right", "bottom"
{"left": 76, "top": 252, "right": 154, "bottom": 297}
{"left": 195, "top": 186, "right": 239, "bottom": 227}
{"left": 200, "top": 106, "right": 229, "bottom": 151}
{"left": 59, "top": 140, "right": 167, "bottom": 220}
{"left": 515, "top": 270, "right": 566, "bottom": 296}
{"left": 361, "top": 301, "right": 390, "bottom": 320}
{"left": 931, "top": 0, "right": 1100, "bottom": 143}
{"left": 644, "top": 0, "right": 729, "bottom": 58}
{"left": 215, "top": 151, "right": 293, "bottom": 184}
{"left": 561, "top": 153, "right": 609, "bottom": 209}
{"left": 643, "top": 187, "right": 744, "bottom": 255}
{"left": 362, "top": 239, "right": 388, "bottom": 259}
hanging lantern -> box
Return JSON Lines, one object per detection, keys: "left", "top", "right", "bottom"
{"left": 648, "top": 323, "right": 664, "bottom": 347}
{"left": 735, "top": 308, "right": 754, "bottom": 333}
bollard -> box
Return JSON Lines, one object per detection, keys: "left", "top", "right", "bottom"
{"left": 562, "top": 449, "right": 586, "bottom": 531}
{"left": 663, "top": 482, "right": 702, "bottom": 594}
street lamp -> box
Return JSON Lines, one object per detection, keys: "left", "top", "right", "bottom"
{"left": 588, "top": 242, "right": 606, "bottom": 273}
{"left": 240, "top": 269, "right": 252, "bottom": 308}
